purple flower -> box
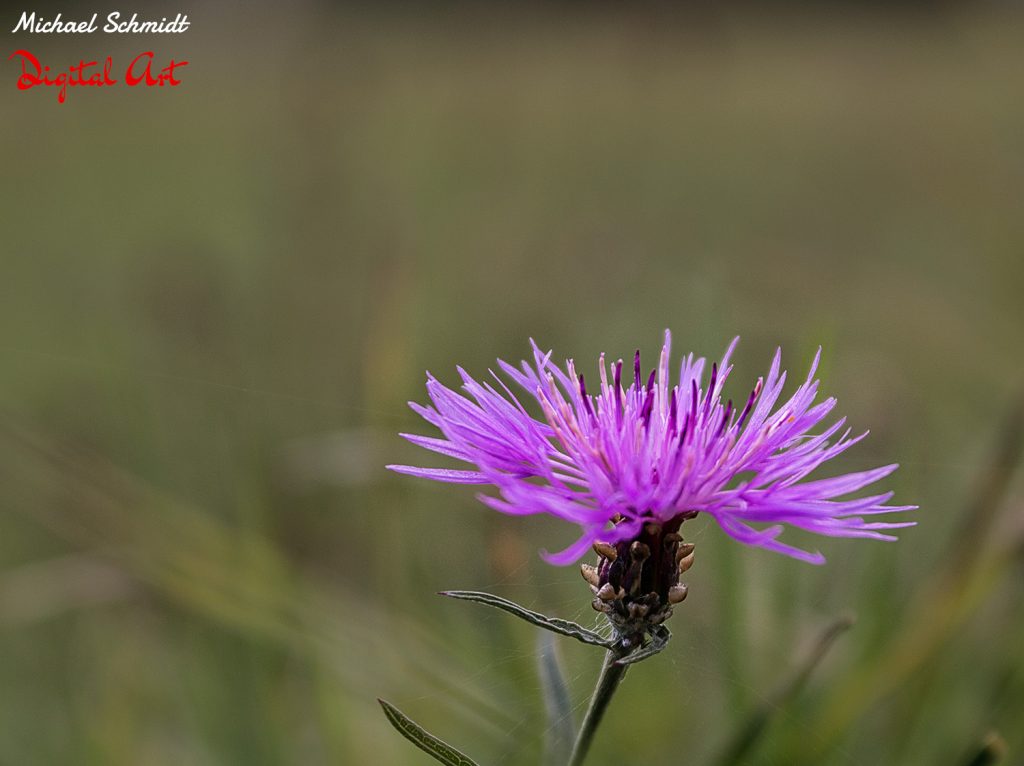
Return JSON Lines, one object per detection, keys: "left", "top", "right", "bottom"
{"left": 388, "top": 332, "right": 915, "bottom": 565}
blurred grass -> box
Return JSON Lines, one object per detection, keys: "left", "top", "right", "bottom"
{"left": 2, "top": 4, "right": 1024, "bottom": 764}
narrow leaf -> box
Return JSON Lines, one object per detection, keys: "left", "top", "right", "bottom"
{"left": 441, "top": 590, "right": 613, "bottom": 649}
{"left": 537, "top": 632, "right": 575, "bottom": 766}
{"left": 378, "top": 699, "right": 481, "bottom": 766}
{"left": 614, "top": 625, "right": 672, "bottom": 667}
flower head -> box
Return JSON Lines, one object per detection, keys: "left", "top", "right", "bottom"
{"left": 389, "top": 332, "right": 915, "bottom": 566}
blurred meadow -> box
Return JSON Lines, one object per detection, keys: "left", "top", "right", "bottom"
{"left": 2, "top": 3, "right": 1024, "bottom": 764}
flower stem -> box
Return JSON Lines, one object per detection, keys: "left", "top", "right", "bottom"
{"left": 567, "top": 648, "right": 628, "bottom": 766}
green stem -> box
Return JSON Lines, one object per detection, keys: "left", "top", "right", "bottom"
{"left": 567, "top": 648, "right": 628, "bottom": 766}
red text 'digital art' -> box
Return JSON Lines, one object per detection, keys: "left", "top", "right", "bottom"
{"left": 8, "top": 49, "right": 188, "bottom": 103}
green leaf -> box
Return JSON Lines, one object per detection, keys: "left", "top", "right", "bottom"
{"left": 536, "top": 632, "right": 575, "bottom": 765}
{"left": 440, "top": 591, "right": 613, "bottom": 649}
{"left": 614, "top": 625, "right": 671, "bottom": 666}
{"left": 377, "top": 699, "right": 481, "bottom": 766}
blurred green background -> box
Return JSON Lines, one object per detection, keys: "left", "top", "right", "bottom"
{"left": 2, "top": 3, "right": 1023, "bottom": 764}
